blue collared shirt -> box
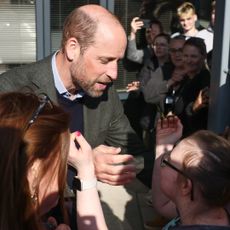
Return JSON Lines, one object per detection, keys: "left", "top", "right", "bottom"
{"left": 51, "top": 51, "right": 84, "bottom": 101}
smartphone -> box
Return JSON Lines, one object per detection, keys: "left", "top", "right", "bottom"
{"left": 141, "top": 19, "right": 150, "bottom": 28}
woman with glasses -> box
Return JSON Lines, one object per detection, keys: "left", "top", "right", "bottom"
{"left": 133, "top": 33, "right": 170, "bottom": 90}
{"left": 0, "top": 92, "right": 107, "bottom": 230}
{"left": 152, "top": 116, "right": 230, "bottom": 229}
{"left": 142, "top": 35, "right": 186, "bottom": 117}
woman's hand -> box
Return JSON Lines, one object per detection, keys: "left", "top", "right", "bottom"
{"left": 55, "top": 224, "right": 71, "bottom": 230}
{"left": 193, "top": 87, "right": 209, "bottom": 112}
{"left": 130, "top": 17, "right": 143, "bottom": 39}
{"left": 156, "top": 116, "right": 183, "bottom": 146}
{"left": 68, "top": 132, "right": 95, "bottom": 180}
{"left": 171, "top": 68, "right": 186, "bottom": 83}
{"left": 167, "top": 67, "right": 187, "bottom": 88}
{"left": 126, "top": 81, "right": 140, "bottom": 92}
{"left": 42, "top": 217, "right": 71, "bottom": 230}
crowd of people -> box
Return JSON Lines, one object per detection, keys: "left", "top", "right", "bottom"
{"left": 0, "top": 1, "right": 229, "bottom": 230}
{"left": 125, "top": 1, "right": 215, "bottom": 146}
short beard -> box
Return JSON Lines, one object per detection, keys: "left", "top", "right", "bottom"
{"left": 70, "top": 59, "right": 103, "bottom": 98}
{"left": 73, "top": 77, "right": 103, "bottom": 98}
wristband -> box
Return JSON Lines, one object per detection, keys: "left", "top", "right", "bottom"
{"left": 73, "top": 176, "right": 97, "bottom": 191}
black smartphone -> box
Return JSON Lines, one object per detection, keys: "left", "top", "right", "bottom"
{"left": 141, "top": 19, "right": 150, "bottom": 28}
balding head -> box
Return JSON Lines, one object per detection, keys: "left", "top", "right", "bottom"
{"left": 79, "top": 4, "right": 118, "bottom": 22}
{"left": 61, "top": 4, "right": 125, "bottom": 53}
{"left": 59, "top": 4, "right": 127, "bottom": 97}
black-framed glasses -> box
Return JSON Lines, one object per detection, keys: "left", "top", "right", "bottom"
{"left": 169, "top": 48, "right": 183, "bottom": 53}
{"left": 153, "top": 43, "right": 168, "bottom": 48}
{"left": 161, "top": 151, "right": 194, "bottom": 201}
{"left": 24, "top": 94, "right": 52, "bottom": 131}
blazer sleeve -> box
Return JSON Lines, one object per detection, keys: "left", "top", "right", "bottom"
{"left": 84, "top": 85, "right": 153, "bottom": 179}
{"left": 106, "top": 86, "right": 154, "bottom": 179}
{"left": 0, "top": 67, "right": 30, "bottom": 92}
{"left": 105, "top": 86, "right": 149, "bottom": 155}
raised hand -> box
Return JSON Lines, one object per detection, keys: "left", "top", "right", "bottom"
{"left": 167, "top": 67, "right": 187, "bottom": 88}
{"left": 92, "top": 145, "right": 136, "bottom": 185}
{"left": 171, "top": 68, "right": 186, "bottom": 83}
{"left": 192, "top": 87, "right": 209, "bottom": 112}
{"left": 130, "top": 17, "right": 144, "bottom": 39}
{"left": 156, "top": 116, "right": 183, "bottom": 146}
{"left": 68, "top": 131, "right": 95, "bottom": 180}
{"left": 126, "top": 81, "right": 140, "bottom": 92}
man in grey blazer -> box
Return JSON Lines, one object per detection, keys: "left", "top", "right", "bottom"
{"left": 0, "top": 4, "right": 153, "bottom": 228}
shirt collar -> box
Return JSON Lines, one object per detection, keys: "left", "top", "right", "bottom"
{"left": 51, "top": 51, "right": 84, "bottom": 101}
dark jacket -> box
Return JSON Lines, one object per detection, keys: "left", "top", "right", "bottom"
{"left": 142, "top": 63, "right": 210, "bottom": 136}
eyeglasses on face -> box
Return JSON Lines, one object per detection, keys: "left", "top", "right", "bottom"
{"left": 161, "top": 151, "right": 194, "bottom": 201}
{"left": 24, "top": 94, "right": 53, "bottom": 131}
{"left": 153, "top": 43, "right": 168, "bottom": 48}
{"left": 169, "top": 48, "right": 183, "bottom": 53}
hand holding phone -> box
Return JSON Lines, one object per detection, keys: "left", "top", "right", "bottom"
{"left": 141, "top": 19, "right": 150, "bottom": 28}
{"left": 130, "top": 17, "right": 144, "bottom": 34}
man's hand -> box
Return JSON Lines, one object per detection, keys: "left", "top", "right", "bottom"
{"left": 92, "top": 145, "right": 136, "bottom": 185}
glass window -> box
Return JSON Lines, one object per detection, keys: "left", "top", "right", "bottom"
{"left": 0, "top": 1, "right": 36, "bottom": 74}
{"left": 114, "top": 0, "right": 146, "bottom": 91}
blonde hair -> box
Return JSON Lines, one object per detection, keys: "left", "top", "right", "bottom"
{"left": 177, "top": 2, "right": 196, "bottom": 17}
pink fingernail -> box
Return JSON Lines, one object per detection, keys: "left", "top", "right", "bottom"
{"left": 76, "top": 131, "right": 81, "bottom": 136}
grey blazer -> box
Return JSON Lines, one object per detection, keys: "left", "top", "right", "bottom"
{"left": 0, "top": 55, "right": 151, "bottom": 172}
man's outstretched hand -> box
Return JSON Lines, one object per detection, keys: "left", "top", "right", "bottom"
{"left": 92, "top": 145, "right": 136, "bottom": 185}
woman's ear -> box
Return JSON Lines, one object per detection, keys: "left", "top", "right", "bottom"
{"left": 65, "top": 37, "right": 81, "bottom": 61}
{"left": 180, "top": 177, "right": 193, "bottom": 199}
